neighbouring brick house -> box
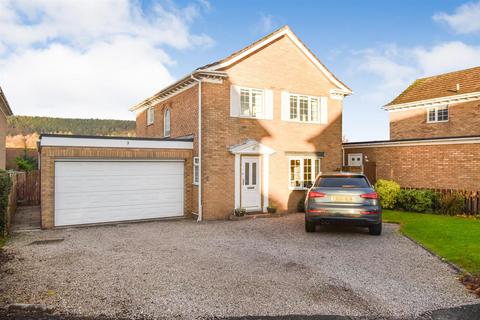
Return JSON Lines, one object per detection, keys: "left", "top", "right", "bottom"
{"left": 0, "top": 87, "right": 14, "bottom": 169}
{"left": 132, "top": 25, "right": 352, "bottom": 220}
{"left": 343, "top": 66, "right": 480, "bottom": 191}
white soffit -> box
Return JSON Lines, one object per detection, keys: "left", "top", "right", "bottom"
{"left": 385, "top": 91, "right": 480, "bottom": 112}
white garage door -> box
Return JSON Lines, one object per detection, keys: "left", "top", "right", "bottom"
{"left": 54, "top": 160, "right": 184, "bottom": 226}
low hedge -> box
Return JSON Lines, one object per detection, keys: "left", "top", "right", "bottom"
{"left": 0, "top": 171, "right": 12, "bottom": 235}
{"left": 438, "top": 192, "right": 465, "bottom": 216}
{"left": 374, "top": 179, "right": 400, "bottom": 209}
{"left": 396, "top": 189, "right": 438, "bottom": 213}
{"left": 374, "top": 179, "right": 466, "bottom": 215}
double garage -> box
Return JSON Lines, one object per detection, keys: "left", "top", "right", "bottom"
{"left": 39, "top": 134, "right": 194, "bottom": 229}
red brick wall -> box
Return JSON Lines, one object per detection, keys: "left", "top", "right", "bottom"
{"left": 390, "top": 100, "right": 480, "bottom": 140}
{"left": 200, "top": 35, "right": 344, "bottom": 219}
{"left": 40, "top": 146, "right": 193, "bottom": 229}
{"left": 0, "top": 111, "right": 7, "bottom": 169}
{"left": 344, "top": 143, "right": 480, "bottom": 191}
{"left": 136, "top": 85, "right": 199, "bottom": 213}
{"left": 136, "top": 35, "right": 346, "bottom": 219}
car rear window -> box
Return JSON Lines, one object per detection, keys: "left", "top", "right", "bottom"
{"left": 314, "top": 176, "right": 370, "bottom": 188}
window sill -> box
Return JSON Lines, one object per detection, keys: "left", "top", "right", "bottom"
{"left": 426, "top": 120, "right": 449, "bottom": 124}
{"left": 288, "top": 187, "right": 309, "bottom": 191}
{"left": 192, "top": 182, "right": 199, "bottom": 186}
{"left": 146, "top": 123, "right": 154, "bottom": 127}
{"left": 283, "top": 119, "right": 322, "bottom": 125}
{"left": 233, "top": 115, "right": 271, "bottom": 120}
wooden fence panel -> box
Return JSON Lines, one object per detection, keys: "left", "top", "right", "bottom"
{"left": 16, "top": 170, "right": 41, "bottom": 206}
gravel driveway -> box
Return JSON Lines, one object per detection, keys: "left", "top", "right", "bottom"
{"left": 0, "top": 214, "right": 476, "bottom": 319}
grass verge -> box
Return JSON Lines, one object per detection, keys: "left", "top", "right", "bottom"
{"left": 383, "top": 210, "right": 480, "bottom": 275}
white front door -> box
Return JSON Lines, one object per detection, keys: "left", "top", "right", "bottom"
{"left": 241, "top": 156, "right": 261, "bottom": 210}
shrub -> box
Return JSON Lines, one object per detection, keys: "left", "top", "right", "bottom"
{"left": 396, "top": 189, "right": 438, "bottom": 213}
{"left": 233, "top": 208, "right": 246, "bottom": 217}
{"left": 0, "top": 171, "right": 12, "bottom": 235}
{"left": 15, "top": 148, "right": 37, "bottom": 172}
{"left": 374, "top": 179, "right": 400, "bottom": 209}
{"left": 438, "top": 192, "right": 465, "bottom": 216}
{"left": 267, "top": 205, "right": 277, "bottom": 214}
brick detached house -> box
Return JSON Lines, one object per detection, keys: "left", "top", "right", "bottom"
{"left": 38, "top": 26, "right": 351, "bottom": 228}
{"left": 343, "top": 66, "right": 480, "bottom": 191}
{"left": 132, "top": 25, "right": 352, "bottom": 220}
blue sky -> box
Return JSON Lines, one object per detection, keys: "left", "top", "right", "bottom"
{"left": 1, "top": 0, "right": 480, "bottom": 141}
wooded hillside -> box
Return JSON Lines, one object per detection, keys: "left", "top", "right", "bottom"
{"left": 7, "top": 116, "right": 136, "bottom": 136}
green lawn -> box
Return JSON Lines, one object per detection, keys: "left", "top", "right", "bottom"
{"left": 383, "top": 210, "right": 480, "bottom": 275}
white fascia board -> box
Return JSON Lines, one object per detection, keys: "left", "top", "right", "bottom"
{"left": 129, "top": 71, "right": 227, "bottom": 113}
{"left": 40, "top": 136, "right": 193, "bottom": 150}
{"left": 205, "top": 29, "right": 352, "bottom": 95}
{"left": 385, "top": 91, "right": 480, "bottom": 112}
{"left": 343, "top": 137, "right": 480, "bottom": 149}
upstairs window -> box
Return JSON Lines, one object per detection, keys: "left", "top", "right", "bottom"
{"left": 147, "top": 107, "right": 155, "bottom": 125}
{"left": 427, "top": 106, "right": 448, "bottom": 123}
{"left": 289, "top": 157, "right": 321, "bottom": 190}
{"left": 164, "top": 108, "right": 171, "bottom": 137}
{"left": 193, "top": 157, "right": 199, "bottom": 185}
{"left": 240, "top": 88, "right": 264, "bottom": 118}
{"left": 289, "top": 94, "right": 320, "bottom": 123}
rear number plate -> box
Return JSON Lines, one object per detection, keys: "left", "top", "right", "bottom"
{"left": 331, "top": 195, "right": 354, "bottom": 202}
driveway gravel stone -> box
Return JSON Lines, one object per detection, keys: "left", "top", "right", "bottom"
{"left": 0, "top": 214, "right": 477, "bottom": 319}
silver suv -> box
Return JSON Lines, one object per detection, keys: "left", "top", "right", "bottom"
{"left": 304, "top": 172, "right": 382, "bottom": 235}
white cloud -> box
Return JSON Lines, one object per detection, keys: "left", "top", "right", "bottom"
{"left": 352, "top": 41, "right": 480, "bottom": 106}
{"left": 413, "top": 41, "right": 480, "bottom": 75}
{"left": 0, "top": 0, "right": 214, "bottom": 120}
{"left": 2, "top": 37, "right": 174, "bottom": 119}
{"left": 433, "top": 1, "right": 480, "bottom": 34}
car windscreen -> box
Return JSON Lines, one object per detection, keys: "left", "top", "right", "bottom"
{"left": 314, "top": 176, "right": 370, "bottom": 188}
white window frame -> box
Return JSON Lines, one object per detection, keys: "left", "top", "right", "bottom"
{"left": 288, "top": 157, "right": 321, "bottom": 190}
{"left": 147, "top": 107, "right": 155, "bottom": 126}
{"left": 193, "top": 156, "right": 199, "bottom": 185}
{"left": 288, "top": 93, "right": 321, "bottom": 123}
{"left": 426, "top": 105, "right": 449, "bottom": 123}
{"left": 164, "top": 108, "right": 171, "bottom": 137}
{"left": 238, "top": 86, "right": 265, "bottom": 119}
{"left": 348, "top": 153, "right": 363, "bottom": 167}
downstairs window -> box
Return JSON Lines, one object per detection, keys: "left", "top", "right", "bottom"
{"left": 289, "top": 158, "right": 321, "bottom": 189}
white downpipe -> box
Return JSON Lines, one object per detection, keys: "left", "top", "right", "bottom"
{"left": 191, "top": 74, "right": 202, "bottom": 222}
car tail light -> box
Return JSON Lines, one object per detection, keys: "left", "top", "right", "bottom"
{"left": 308, "top": 191, "right": 326, "bottom": 198}
{"left": 360, "top": 210, "right": 378, "bottom": 215}
{"left": 307, "top": 209, "right": 326, "bottom": 213}
{"left": 360, "top": 192, "right": 378, "bottom": 199}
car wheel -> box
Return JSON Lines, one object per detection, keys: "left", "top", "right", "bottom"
{"left": 305, "top": 220, "right": 316, "bottom": 233}
{"left": 368, "top": 223, "right": 382, "bottom": 236}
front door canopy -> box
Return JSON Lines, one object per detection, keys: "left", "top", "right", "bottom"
{"left": 229, "top": 139, "right": 275, "bottom": 155}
